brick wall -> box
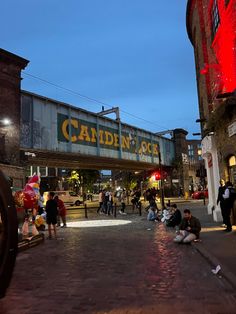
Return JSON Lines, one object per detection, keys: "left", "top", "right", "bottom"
{"left": 0, "top": 49, "right": 29, "bottom": 165}
{"left": 0, "top": 164, "right": 24, "bottom": 188}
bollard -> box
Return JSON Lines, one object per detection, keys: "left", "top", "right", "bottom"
{"left": 84, "top": 203, "right": 88, "bottom": 219}
{"left": 139, "top": 202, "right": 142, "bottom": 216}
{"left": 114, "top": 203, "right": 117, "bottom": 218}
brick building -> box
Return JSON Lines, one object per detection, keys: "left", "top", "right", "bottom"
{"left": 0, "top": 49, "right": 29, "bottom": 187}
{"left": 186, "top": 0, "right": 236, "bottom": 220}
{"left": 172, "top": 129, "right": 204, "bottom": 196}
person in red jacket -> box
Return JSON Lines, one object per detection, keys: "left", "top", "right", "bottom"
{"left": 54, "top": 195, "right": 67, "bottom": 228}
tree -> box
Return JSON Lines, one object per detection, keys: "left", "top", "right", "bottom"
{"left": 67, "top": 170, "right": 80, "bottom": 193}
{"left": 78, "top": 169, "right": 100, "bottom": 193}
{"left": 67, "top": 169, "right": 100, "bottom": 194}
{"left": 122, "top": 172, "right": 137, "bottom": 191}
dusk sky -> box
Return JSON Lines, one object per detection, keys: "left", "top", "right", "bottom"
{"left": 1, "top": 0, "right": 201, "bottom": 137}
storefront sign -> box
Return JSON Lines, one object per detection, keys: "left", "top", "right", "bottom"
{"left": 207, "top": 153, "right": 213, "bottom": 168}
{"left": 228, "top": 121, "right": 236, "bottom": 137}
{"left": 58, "top": 113, "right": 160, "bottom": 157}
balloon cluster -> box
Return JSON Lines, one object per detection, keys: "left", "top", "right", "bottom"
{"left": 14, "top": 175, "right": 40, "bottom": 210}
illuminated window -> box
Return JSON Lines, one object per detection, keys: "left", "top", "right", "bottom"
{"left": 212, "top": 0, "right": 220, "bottom": 38}
{"left": 229, "top": 156, "right": 236, "bottom": 167}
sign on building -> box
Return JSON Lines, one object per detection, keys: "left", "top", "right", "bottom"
{"left": 228, "top": 121, "right": 236, "bottom": 137}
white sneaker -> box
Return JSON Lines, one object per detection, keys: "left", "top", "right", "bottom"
{"left": 119, "top": 210, "right": 123, "bottom": 214}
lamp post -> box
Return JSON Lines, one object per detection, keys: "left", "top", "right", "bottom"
{"left": 158, "top": 151, "right": 165, "bottom": 209}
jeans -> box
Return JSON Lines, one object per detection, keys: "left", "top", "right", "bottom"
{"left": 174, "top": 231, "right": 197, "bottom": 243}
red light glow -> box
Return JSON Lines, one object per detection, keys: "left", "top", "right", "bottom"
{"left": 210, "top": 0, "right": 236, "bottom": 93}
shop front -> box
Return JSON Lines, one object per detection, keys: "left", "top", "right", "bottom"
{"left": 228, "top": 155, "right": 236, "bottom": 185}
{"left": 201, "top": 135, "right": 221, "bottom": 221}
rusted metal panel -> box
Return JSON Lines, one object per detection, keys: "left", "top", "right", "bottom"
{"left": 20, "top": 91, "right": 175, "bottom": 166}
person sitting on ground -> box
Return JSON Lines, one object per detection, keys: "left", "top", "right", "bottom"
{"left": 147, "top": 206, "right": 159, "bottom": 222}
{"left": 161, "top": 206, "right": 172, "bottom": 223}
{"left": 173, "top": 209, "right": 201, "bottom": 244}
{"left": 145, "top": 197, "right": 158, "bottom": 212}
{"left": 166, "top": 204, "right": 182, "bottom": 228}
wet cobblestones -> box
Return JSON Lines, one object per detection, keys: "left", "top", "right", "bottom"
{"left": 1, "top": 216, "right": 236, "bottom": 313}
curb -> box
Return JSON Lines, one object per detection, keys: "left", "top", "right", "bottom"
{"left": 193, "top": 242, "right": 236, "bottom": 289}
{"left": 18, "top": 233, "right": 45, "bottom": 252}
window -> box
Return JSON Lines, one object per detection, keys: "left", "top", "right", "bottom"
{"left": 188, "top": 144, "right": 194, "bottom": 156}
{"left": 229, "top": 156, "right": 236, "bottom": 167}
{"left": 188, "top": 144, "right": 195, "bottom": 163}
{"left": 212, "top": 0, "right": 220, "bottom": 38}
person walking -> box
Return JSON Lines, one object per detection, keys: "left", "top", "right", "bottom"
{"left": 45, "top": 192, "right": 58, "bottom": 239}
{"left": 55, "top": 195, "right": 67, "bottom": 228}
{"left": 97, "top": 190, "right": 104, "bottom": 214}
{"left": 222, "top": 181, "right": 236, "bottom": 232}
{"left": 119, "top": 189, "right": 127, "bottom": 215}
{"left": 217, "top": 179, "right": 226, "bottom": 226}
{"left": 107, "top": 191, "right": 113, "bottom": 215}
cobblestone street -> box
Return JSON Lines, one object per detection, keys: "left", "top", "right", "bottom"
{"left": 1, "top": 215, "right": 236, "bottom": 314}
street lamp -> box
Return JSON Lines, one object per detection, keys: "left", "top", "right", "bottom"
{"left": 0, "top": 118, "right": 11, "bottom": 126}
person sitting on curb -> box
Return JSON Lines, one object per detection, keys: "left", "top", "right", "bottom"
{"left": 166, "top": 204, "right": 182, "bottom": 228}
{"left": 161, "top": 206, "right": 172, "bottom": 223}
{"left": 173, "top": 209, "right": 201, "bottom": 244}
{"left": 147, "top": 206, "right": 159, "bottom": 222}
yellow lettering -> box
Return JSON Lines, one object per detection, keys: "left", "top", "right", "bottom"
{"left": 104, "top": 131, "right": 113, "bottom": 145}
{"left": 147, "top": 143, "right": 152, "bottom": 154}
{"left": 121, "top": 136, "right": 130, "bottom": 149}
{"left": 62, "top": 119, "right": 78, "bottom": 142}
{"left": 78, "top": 125, "right": 91, "bottom": 142}
{"left": 114, "top": 134, "right": 120, "bottom": 147}
{"left": 90, "top": 128, "right": 97, "bottom": 143}
{"left": 99, "top": 130, "right": 105, "bottom": 144}
{"left": 153, "top": 144, "right": 159, "bottom": 155}
{"left": 139, "top": 141, "right": 147, "bottom": 154}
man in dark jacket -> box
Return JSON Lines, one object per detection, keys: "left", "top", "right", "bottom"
{"left": 217, "top": 179, "right": 226, "bottom": 226}
{"left": 222, "top": 181, "right": 236, "bottom": 232}
{"left": 174, "top": 209, "right": 201, "bottom": 243}
{"left": 46, "top": 192, "right": 58, "bottom": 239}
{"left": 166, "top": 204, "right": 182, "bottom": 227}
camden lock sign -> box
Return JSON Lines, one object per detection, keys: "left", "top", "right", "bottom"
{"left": 57, "top": 113, "right": 160, "bottom": 157}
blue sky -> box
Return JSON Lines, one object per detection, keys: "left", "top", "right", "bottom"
{"left": 1, "top": 0, "right": 200, "bottom": 137}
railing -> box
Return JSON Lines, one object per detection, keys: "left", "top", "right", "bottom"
{"left": 81, "top": 201, "right": 142, "bottom": 219}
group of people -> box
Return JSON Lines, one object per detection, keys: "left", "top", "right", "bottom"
{"left": 97, "top": 190, "right": 115, "bottom": 215}
{"left": 217, "top": 180, "right": 236, "bottom": 232}
{"left": 146, "top": 202, "right": 201, "bottom": 244}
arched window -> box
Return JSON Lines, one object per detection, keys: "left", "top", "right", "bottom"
{"left": 229, "top": 156, "right": 236, "bottom": 167}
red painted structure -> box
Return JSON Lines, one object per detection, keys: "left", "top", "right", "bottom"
{"left": 187, "top": 0, "right": 236, "bottom": 101}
